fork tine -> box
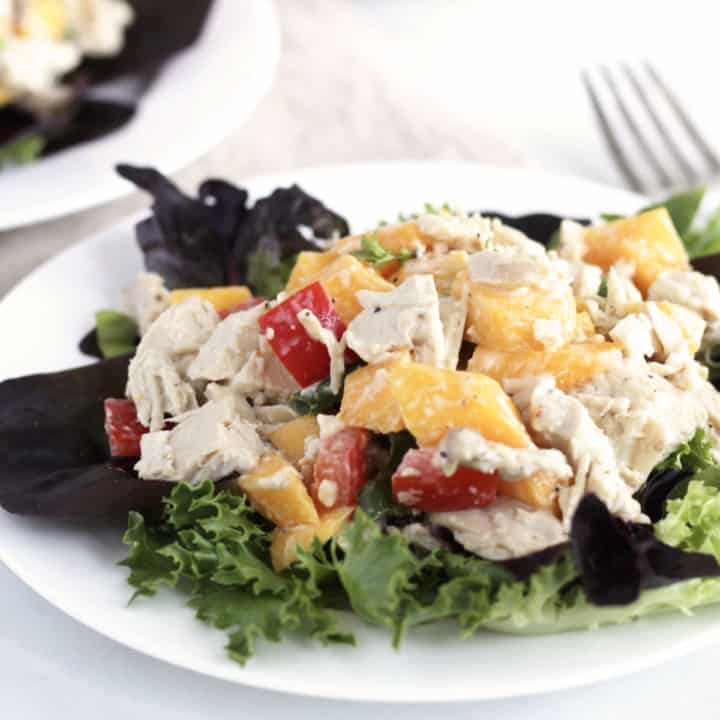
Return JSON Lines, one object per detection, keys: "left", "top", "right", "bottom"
{"left": 644, "top": 62, "right": 720, "bottom": 174}
{"left": 582, "top": 69, "right": 645, "bottom": 192}
{"left": 599, "top": 65, "right": 673, "bottom": 189}
{"left": 622, "top": 63, "right": 698, "bottom": 185}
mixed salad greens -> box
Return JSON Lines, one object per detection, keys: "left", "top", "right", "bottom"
{"left": 6, "top": 168, "right": 720, "bottom": 666}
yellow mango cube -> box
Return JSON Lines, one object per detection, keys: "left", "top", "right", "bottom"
{"left": 294, "top": 254, "right": 393, "bottom": 324}
{"left": 388, "top": 362, "right": 531, "bottom": 448}
{"left": 285, "top": 252, "right": 340, "bottom": 293}
{"left": 497, "top": 473, "right": 563, "bottom": 512}
{"left": 340, "top": 356, "right": 409, "bottom": 434}
{"left": 236, "top": 454, "right": 319, "bottom": 528}
{"left": 583, "top": 208, "right": 689, "bottom": 294}
{"left": 268, "top": 416, "right": 319, "bottom": 466}
{"left": 271, "top": 507, "right": 354, "bottom": 572}
{"left": 468, "top": 343, "right": 622, "bottom": 392}
{"left": 169, "top": 286, "right": 252, "bottom": 313}
{"left": 467, "top": 282, "right": 577, "bottom": 351}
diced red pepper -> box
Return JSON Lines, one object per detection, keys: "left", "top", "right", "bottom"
{"left": 311, "top": 427, "right": 370, "bottom": 510}
{"left": 258, "top": 282, "right": 347, "bottom": 388}
{"left": 104, "top": 399, "right": 148, "bottom": 458}
{"left": 218, "top": 296, "right": 265, "bottom": 320}
{"left": 392, "top": 448, "right": 498, "bottom": 512}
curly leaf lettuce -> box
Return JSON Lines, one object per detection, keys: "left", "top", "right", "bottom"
{"left": 122, "top": 475, "right": 720, "bottom": 666}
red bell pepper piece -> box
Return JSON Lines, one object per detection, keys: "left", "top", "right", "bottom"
{"left": 104, "top": 399, "right": 148, "bottom": 458}
{"left": 311, "top": 427, "right": 370, "bottom": 510}
{"left": 392, "top": 448, "right": 498, "bottom": 512}
{"left": 258, "top": 282, "right": 347, "bottom": 388}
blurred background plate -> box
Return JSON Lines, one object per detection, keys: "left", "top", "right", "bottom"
{"left": 0, "top": 0, "right": 280, "bottom": 231}
{"left": 4, "top": 163, "right": 720, "bottom": 703}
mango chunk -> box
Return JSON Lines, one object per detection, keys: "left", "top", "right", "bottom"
{"left": 340, "top": 355, "right": 409, "bottom": 434}
{"left": 289, "top": 254, "right": 393, "bottom": 324}
{"left": 169, "top": 286, "right": 252, "bottom": 313}
{"left": 285, "top": 252, "right": 340, "bottom": 293}
{"left": 268, "top": 416, "right": 319, "bottom": 466}
{"left": 582, "top": 208, "right": 689, "bottom": 294}
{"left": 236, "top": 454, "right": 319, "bottom": 528}
{"left": 271, "top": 507, "right": 354, "bottom": 571}
{"left": 468, "top": 342, "right": 622, "bottom": 392}
{"left": 467, "top": 282, "right": 576, "bottom": 351}
{"left": 388, "top": 362, "right": 530, "bottom": 448}
{"left": 497, "top": 473, "right": 563, "bottom": 512}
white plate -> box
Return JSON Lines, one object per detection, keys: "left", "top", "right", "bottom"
{"left": 0, "top": 0, "right": 279, "bottom": 231}
{"left": 3, "top": 163, "right": 720, "bottom": 703}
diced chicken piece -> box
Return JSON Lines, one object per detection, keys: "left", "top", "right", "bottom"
{"left": 430, "top": 498, "right": 566, "bottom": 560}
{"left": 123, "top": 272, "right": 170, "bottom": 335}
{"left": 439, "top": 291, "right": 469, "bottom": 370}
{"left": 187, "top": 304, "right": 264, "bottom": 383}
{"left": 557, "top": 219, "right": 587, "bottom": 263}
{"left": 571, "top": 359, "right": 707, "bottom": 490}
{"left": 467, "top": 248, "right": 560, "bottom": 288}
{"left": 649, "top": 269, "right": 720, "bottom": 322}
{"left": 126, "top": 298, "right": 218, "bottom": 430}
{"left": 415, "top": 213, "right": 494, "bottom": 252}
{"left": 508, "top": 376, "right": 646, "bottom": 527}
{"left": 135, "top": 396, "right": 264, "bottom": 484}
{"left": 231, "top": 335, "right": 299, "bottom": 404}
{"left": 435, "top": 428, "right": 572, "bottom": 482}
{"left": 345, "top": 275, "right": 445, "bottom": 367}
{"left": 567, "top": 261, "right": 603, "bottom": 299}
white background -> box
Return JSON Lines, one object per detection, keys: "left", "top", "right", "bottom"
{"left": 3, "top": 0, "right": 720, "bottom": 716}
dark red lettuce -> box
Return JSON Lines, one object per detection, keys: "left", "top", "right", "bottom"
{"left": 0, "top": 356, "right": 168, "bottom": 520}
{"left": 118, "top": 166, "right": 350, "bottom": 295}
{"left": 570, "top": 494, "right": 720, "bottom": 605}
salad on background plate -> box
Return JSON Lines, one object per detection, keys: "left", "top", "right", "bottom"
{"left": 0, "top": 0, "right": 214, "bottom": 169}
{"left": 4, "top": 167, "right": 720, "bottom": 667}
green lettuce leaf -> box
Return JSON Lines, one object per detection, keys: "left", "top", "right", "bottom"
{"left": 655, "top": 428, "right": 715, "bottom": 474}
{"left": 95, "top": 310, "right": 138, "bottom": 359}
{"left": 123, "top": 472, "right": 720, "bottom": 665}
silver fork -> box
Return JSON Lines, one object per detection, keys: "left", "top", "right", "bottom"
{"left": 582, "top": 62, "right": 720, "bottom": 195}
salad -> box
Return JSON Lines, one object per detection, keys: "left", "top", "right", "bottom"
{"left": 0, "top": 1, "right": 213, "bottom": 168}
{"left": 4, "top": 169, "right": 720, "bottom": 666}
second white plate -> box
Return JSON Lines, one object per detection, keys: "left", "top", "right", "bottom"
{"left": 0, "top": 0, "right": 280, "bottom": 231}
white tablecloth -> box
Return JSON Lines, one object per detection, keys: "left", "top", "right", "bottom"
{"left": 3, "top": 1, "right": 720, "bottom": 716}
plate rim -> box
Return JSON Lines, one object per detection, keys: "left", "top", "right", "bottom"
{"left": 0, "top": 0, "right": 281, "bottom": 231}
{"left": 5, "top": 161, "right": 720, "bottom": 703}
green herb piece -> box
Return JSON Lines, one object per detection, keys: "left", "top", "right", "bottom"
{"left": 247, "top": 251, "right": 298, "bottom": 299}
{"left": 95, "top": 310, "right": 138, "bottom": 359}
{"left": 0, "top": 134, "right": 45, "bottom": 169}
{"left": 289, "top": 376, "right": 344, "bottom": 415}
{"left": 359, "top": 431, "right": 416, "bottom": 522}
{"left": 597, "top": 276, "right": 608, "bottom": 297}
{"left": 352, "top": 234, "right": 415, "bottom": 267}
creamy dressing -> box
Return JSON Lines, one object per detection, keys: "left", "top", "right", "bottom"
{"left": 435, "top": 428, "right": 572, "bottom": 482}
{"left": 297, "top": 309, "right": 346, "bottom": 394}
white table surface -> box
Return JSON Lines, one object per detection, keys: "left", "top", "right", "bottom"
{"left": 3, "top": 0, "right": 720, "bottom": 716}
